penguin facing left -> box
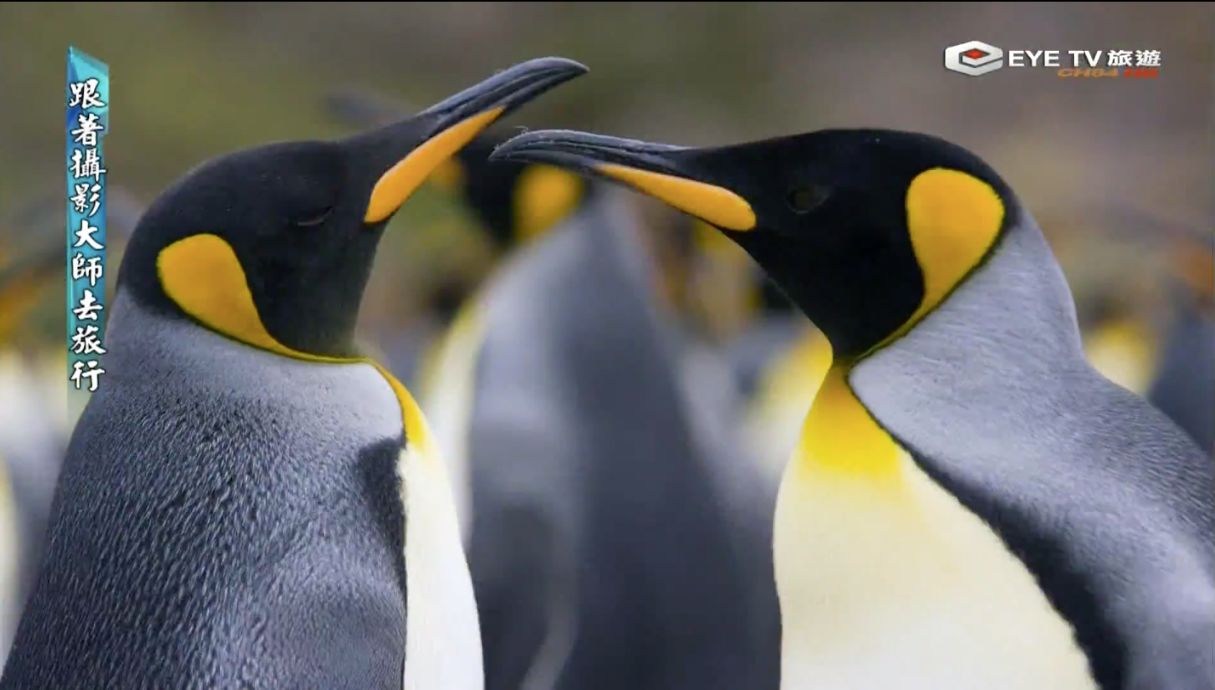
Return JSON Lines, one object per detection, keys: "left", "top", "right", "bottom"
{"left": 0, "top": 57, "right": 586, "bottom": 690}
{"left": 494, "top": 127, "right": 1215, "bottom": 690}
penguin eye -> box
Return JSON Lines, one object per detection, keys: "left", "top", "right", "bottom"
{"left": 786, "top": 185, "right": 829, "bottom": 214}
{"left": 293, "top": 207, "right": 334, "bottom": 228}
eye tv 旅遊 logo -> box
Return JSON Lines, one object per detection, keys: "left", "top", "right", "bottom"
{"left": 944, "top": 40, "right": 1162, "bottom": 79}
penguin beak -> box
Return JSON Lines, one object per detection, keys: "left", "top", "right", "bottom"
{"left": 359, "top": 58, "right": 588, "bottom": 223}
{"left": 490, "top": 129, "right": 757, "bottom": 232}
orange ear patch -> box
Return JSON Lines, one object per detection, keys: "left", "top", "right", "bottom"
{"left": 900, "top": 168, "right": 1004, "bottom": 333}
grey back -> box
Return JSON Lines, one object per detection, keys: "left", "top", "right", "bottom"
{"left": 853, "top": 214, "right": 1215, "bottom": 690}
{"left": 466, "top": 189, "right": 780, "bottom": 690}
{"left": 1, "top": 294, "right": 409, "bottom": 690}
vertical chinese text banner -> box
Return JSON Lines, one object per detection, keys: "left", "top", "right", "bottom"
{"left": 66, "top": 47, "right": 109, "bottom": 395}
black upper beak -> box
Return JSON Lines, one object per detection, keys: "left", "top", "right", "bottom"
{"left": 489, "top": 129, "right": 688, "bottom": 174}
{"left": 420, "top": 57, "right": 588, "bottom": 130}
{"left": 492, "top": 129, "right": 757, "bottom": 232}
{"left": 354, "top": 58, "right": 588, "bottom": 224}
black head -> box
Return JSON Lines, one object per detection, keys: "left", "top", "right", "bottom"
{"left": 493, "top": 128, "right": 1018, "bottom": 361}
{"left": 757, "top": 273, "right": 797, "bottom": 316}
{"left": 325, "top": 91, "right": 587, "bottom": 253}
{"left": 118, "top": 58, "right": 586, "bottom": 357}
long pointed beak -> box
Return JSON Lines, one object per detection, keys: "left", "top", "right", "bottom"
{"left": 491, "top": 129, "right": 757, "bottom": 232}
{"left": 357, "top": 57, "right": 588, "bottom": 223}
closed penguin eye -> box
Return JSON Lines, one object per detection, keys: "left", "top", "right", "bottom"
{"left": 786, "top": 185, "right": 830, "bottom": 214}
{"left": 293, "top": 206, "right": 335, "bottom": 228}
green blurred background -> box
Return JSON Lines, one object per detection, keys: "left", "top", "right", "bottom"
{"left": 0, "top": 1, "right": 1211, "bottom": 391}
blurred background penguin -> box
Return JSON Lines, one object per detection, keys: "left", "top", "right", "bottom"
{"left": 1071, "top": 208, "right": 1215, "bottom": 455}
{"left": 1147, "top": 235, "right": 1214, "bottom": 454}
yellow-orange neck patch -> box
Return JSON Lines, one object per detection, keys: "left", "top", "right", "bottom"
{"left": 365, "top": 107, "right": 505, "bottom": 223}
{"left": 596, "top": 163, "right": 756, "bottom": 232}
{"left": 157, "top": 233, "right": 433, "bottom": 455}
{"left": 796, "top": 364, "right": 902, "bottom": 480}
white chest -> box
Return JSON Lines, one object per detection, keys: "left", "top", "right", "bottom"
{"left": 774, "top": 449, "right": 1098, "bottom": 690}
{"left": 399, "top": 440, "right": 484, "bottom": 690}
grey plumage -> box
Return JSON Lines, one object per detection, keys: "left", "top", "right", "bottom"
{"left": 1, "top": 294, "right": 409, "bottom": 689}
{"left": 852, "top": 212, "right": 1215, "bottom": 690}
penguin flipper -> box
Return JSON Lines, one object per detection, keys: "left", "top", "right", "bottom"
{"left": 1123, "top": 582, "right": 1215, "bottom": 690}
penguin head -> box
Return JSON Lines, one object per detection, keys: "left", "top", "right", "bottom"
{"left": 119, "top": 58, "right": 585, "bottom": 358}
{"left": 324, "top": 91, "right": 587, "bottom": 253}
{"left": 492, "top": 128, "right": 1015, "bottom": 361}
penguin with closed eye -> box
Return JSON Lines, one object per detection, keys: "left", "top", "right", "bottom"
{"left": 0, "top": 58, "right": 586, "bottom": 690}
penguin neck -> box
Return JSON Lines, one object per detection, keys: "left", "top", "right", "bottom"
{"left": 794, "top": 213, "right": 1086, "bottom": 480}
{"left": 795, "top": 364, "right": 902, "bottom": 480}
{"left": 109, "top": 289, "right": 433, "bottom": 459}
{"left": 850, "top": 212, "right": 1088, "bottom": 427}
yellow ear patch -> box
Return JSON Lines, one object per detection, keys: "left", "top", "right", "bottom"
{"left": 158, "top": 234, "right": 285, "bottom": 354}
{"left": 901, "top": 168, "right": 1004, "bottom": 332}
{"left": 157, "top": 233, "right": 434, "bottom": 458}
{"left": 365, "top": 107, "right": 505, "bottom": 223}
{"left": 596, "top": 163, "right": 757, "bottom": 232}
{"left": 513, "top": 164, "right": 582, "bottom": 243}
{"left": 790, "top": 173, "right": 1003, "bottom": 485}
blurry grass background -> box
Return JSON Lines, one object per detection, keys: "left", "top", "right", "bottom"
{"left": 0, "top": 1, "right": 1211, "bottom": 352}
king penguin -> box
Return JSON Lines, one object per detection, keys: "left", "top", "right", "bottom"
{"left": 493, "top": 127, "right": 1215, "bottom": 690}
{"left": 0, "top": 57, "right": 586, "bottom": 690}
{"left": 446, "top": 182, "right": 780, "bottom": 690}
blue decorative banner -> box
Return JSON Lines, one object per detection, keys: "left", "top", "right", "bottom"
{"left": 66, "top": 47, "right": 109, "bottom": 395}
